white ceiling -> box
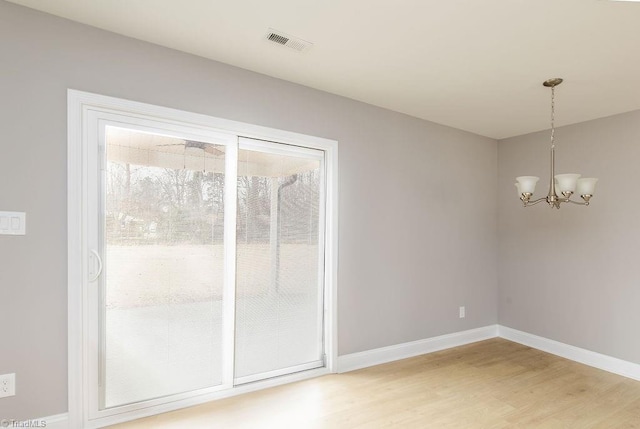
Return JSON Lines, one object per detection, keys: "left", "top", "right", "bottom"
{"left": 7, "top": 0, "right": 640, "bottom": 139}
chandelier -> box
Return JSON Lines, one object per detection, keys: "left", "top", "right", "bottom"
{"left": 515, "top": 78, "right": 598, "bottom": 209}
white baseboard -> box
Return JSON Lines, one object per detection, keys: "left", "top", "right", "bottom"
{"left": 338, "top": 324, "right": 640, "bottom": 383}
{"left": 45, "top": 413, "right": 69, "bottom": 429}
{"left": 5, "top": 413, "right": 69, "bottom": 429}
{"left": 498, "top": 325, "right": 640, "bottom": 381}
{"left": 338, "top": 325, "right": 498, "bottom": 373}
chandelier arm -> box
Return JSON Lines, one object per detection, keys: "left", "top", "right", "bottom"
{"left": 564, "top": 199, "right": 588, "bottom": 206}
{"left": 523, "top": 198, "right": 547, "bottom": 207}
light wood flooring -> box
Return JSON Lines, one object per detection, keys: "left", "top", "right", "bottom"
{"left": 111, "top": 338, "right": 640, "bottom": 428}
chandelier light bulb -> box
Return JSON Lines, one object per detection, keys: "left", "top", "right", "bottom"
{"left": 554, "top": 174, "right": 581, "bottom": 194}
{"left": 516, "top": 176, "right": 539, "bottom": 195}
{"left": 576, "top": 178, "right": 598, "bottom": 196}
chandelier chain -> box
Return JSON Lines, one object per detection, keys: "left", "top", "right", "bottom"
{"left": 550, "top": 86, "right": 555, "bottom": 150}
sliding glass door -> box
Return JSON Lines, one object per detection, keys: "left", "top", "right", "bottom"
{"left": 235, "top": 138, "right": 325, "bottom": 384}
{"left": 84, "top": 111, "right": 327, "bottom": 420}
{"left": 100, "top": 125, "right": 233, "bottom": 408}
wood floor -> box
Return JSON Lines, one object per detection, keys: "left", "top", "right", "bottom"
{"left": 111, "top": 338, "right": 640, "bottom": 428}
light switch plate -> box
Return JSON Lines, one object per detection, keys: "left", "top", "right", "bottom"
{"left": 0, "top": 211, "right": 26, "bottom": 235}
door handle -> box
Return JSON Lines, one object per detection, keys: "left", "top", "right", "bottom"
{"left": 89, "top": 249, "right": 103, "bottom": 282}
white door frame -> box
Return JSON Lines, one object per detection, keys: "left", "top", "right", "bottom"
{"left": 68, "top": 90, "right": 339, "bottom": 428}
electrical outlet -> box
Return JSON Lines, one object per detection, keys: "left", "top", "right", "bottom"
{"left": 459, "top": 306, "right": 465, "bottom": 318}
{"left": 0, "top": 373, "right": 15, "bottom": 398}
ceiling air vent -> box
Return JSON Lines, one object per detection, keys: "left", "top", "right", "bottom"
{"left": 265, "top": 29, "right": 313, "bottom": 52}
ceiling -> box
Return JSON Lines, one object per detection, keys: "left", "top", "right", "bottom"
{"left": 7, "top": 0, "right": 640, "bottom": 139}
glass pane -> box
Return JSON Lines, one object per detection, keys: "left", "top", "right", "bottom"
{"left": 235, "top": 147, "right": 324, "bottom": 381}
{"left": 102, "top": 127, "right": 226, "bottom": 408}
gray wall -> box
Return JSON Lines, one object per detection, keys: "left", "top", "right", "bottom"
{"left": 498, "top": 110, "right": 640, "bottom": 364}
{"left": 0, "top": 1, "right": 498, "bottom": 419}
